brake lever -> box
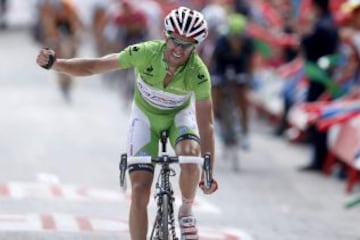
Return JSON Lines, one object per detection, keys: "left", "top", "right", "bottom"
{"left": 119, "top": 154, "right": 127, "bottom": 191}
{"left": 203, "top": 153, "right": 212, "bottom": 189}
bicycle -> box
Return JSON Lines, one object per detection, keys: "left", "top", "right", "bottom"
{"left": 119, "top": 130, "right": 213, "bottom": 240}
{"left": 213, "top": 73, "right": 245, "bottom": 171}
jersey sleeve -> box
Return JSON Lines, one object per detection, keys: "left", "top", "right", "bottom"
{"left": 192, "top": 59, "right": 211, "bottom": 100}
{"left": 117, "top": 42, "right": 149, "bottom": 69}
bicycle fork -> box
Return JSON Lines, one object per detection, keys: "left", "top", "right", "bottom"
{"left": 153, "top": 130, "right": 178, "bottom": 240}
{"left": 153, "top": 166, "right": 177, "bottom": 240}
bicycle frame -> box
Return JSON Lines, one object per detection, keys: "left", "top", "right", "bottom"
{"left": 119, "top": 130, "right": 212, "bottom": 240}
{"left": 151, "top": 156, "right": 177, "bottom": 240}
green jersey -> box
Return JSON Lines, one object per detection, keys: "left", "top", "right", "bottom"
{"left": 118, "top": 40, "right": 211, "bottom": 114}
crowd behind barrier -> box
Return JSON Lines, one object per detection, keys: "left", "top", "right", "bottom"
{"left": 2, "top": 0, "right": 360, "bottom": 204}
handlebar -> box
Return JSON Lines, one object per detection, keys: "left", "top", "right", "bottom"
{"left": 126, "top": 155, "right": 205, "bottom": 165}
{"left": 119, "top": 153, "right": 213, "bottom": 190}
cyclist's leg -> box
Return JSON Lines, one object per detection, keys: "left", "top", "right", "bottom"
{"left": 128, "top": 171, "right": 153, "bottom": 240}
{"left": 127, "top": 103, "right": 159, "bottom": 240}
{"left": 234, "top": 83, "right": 249, "bottom": 134}
{"left": 233, "top": 75, "right": 251, "bottom": 149}
{"left": 211, "top": 85, "right": 224, "bottom": 120}
{"left": 168, "top": 103, "right": 201, "bottom": 239}
{"left": 214, "top": 73, "right": 241, "bottom": 140}
{"left": 169, "top": 103, "right": 201, "bottom": 218}
{"left": 176, "top": 139, "right": 201, "bottom": 216}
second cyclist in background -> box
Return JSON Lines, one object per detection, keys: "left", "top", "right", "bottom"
{"left": 36, "top": 0, "right": 82, "bottom": 103}
{"left": 211, "top": 13, "right": 255, "bottom": 168}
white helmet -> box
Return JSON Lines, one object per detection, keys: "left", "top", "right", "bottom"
{"left": 164, "top": 6, "right": 208, "bottom": 44}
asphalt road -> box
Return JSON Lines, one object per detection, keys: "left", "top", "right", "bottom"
{"left": 0, "top": 29, "right": 360, "bottom": 240}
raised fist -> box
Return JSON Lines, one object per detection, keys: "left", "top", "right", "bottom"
{"left": 36, "top": 48, "right": 56, "bottom": 69}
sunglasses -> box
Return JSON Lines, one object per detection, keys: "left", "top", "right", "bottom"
{"left": 168, "top": 36, "right": 195, "bottom": 50}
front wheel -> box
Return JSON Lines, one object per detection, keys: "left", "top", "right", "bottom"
{"left": 160, "top": 194, "right": 169, "bottom": 239}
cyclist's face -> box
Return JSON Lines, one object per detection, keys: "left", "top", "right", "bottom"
{"left": 165, "top": 33, "right": 196, "bottom": 66}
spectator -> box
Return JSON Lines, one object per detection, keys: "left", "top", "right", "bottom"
{"left": 91, "top": 0, "right": 110, "bottom": 56}
{"left": 234, "top": 0, "right": 252, "bottom": 17}
{"left": 101, "top": 0, "right": 149, "bottom": 106}
{"left": 0, "top": 0, "right": 7, "bottom": 29}
{"left": 199, "top": 0, "right": 228, "bottom": 67}
{"left": 273, "top": 4, "right": 300, "bottom": 136}
{"left": 138, "top": 0, "right": 162, "bottom": 40}
{"left": 336, "top": 0, "right": 360, "bottom": 90}
{"left": 298, "top": 0, "right": 340, "bottom": 171}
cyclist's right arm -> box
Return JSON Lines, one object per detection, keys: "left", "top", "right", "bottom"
{"left": 37, "top": 48, "right": 122, "bottom": 76}
{"left": 53, "top": 53, "right": 121, "bottom": 76}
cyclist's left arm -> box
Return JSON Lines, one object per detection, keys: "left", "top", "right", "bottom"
{"left": 193, "top": 60, "right": 215, "bottom": 164}
{"left": 191, "top": 58, "right": 218, "bottom": 194}
{"left": 196, "top": 98, "right": 215, "bottom": 165}
{"left": 196, "top": 98, "right": 218, "bottom": 194}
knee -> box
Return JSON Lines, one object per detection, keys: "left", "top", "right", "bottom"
{"left": 176, "top": 140, "right": 201, "bottom": 174}
{"left": 175, "top": 140, "right": 201, "bottom": 157}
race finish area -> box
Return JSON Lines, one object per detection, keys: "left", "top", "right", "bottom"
{"left": 1, "top": 26, "right": 359, "bottom": 240}
{"left": 0, "top": 180, "right": 252, "bottom": 240}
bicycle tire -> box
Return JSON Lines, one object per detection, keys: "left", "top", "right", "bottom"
{"left": 220, "top": 101, "right": 238, "bottom": 145}
{"left": 161, "top": 194, "right": 169, "bottom": 240}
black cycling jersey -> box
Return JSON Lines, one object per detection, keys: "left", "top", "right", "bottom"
{"left": 211, "top": 34, "right": 255, "bottom": 86}
{"left": 56, "top": 20, "right": 73, "bottom": 35}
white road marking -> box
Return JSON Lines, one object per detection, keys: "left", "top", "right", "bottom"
{"left": 36, "top": 173, "right": 60, "bottom": 184}
{"left": 223, "top": 228, "right": 254, "bottom": 240}
{"left": 0, "top": 213, "right": 252, "bottom": 239}
{"left": 53, "top": 214, "right": 80, "bottom": 232}
{"left": 0, "top": 181, "right": 220, "bottom": 214}
{"left": 0, "top": 214, "right": 42, "bottom": 231}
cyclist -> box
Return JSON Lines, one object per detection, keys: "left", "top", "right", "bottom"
{"left": 36, "top": 0, "right": 82, "bottom": 103}
{"left": 91, "top": 0, "right": 109, "bottom": 57}
{"left": 211, "top": 13, "right": 255, "bottom": 152}
{"left": 36, "top": 6, "right": 218, "bottom": 240}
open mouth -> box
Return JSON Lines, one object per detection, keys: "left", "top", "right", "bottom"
{"left": 172, "top": 52, "right": 182, "bottom": 58}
